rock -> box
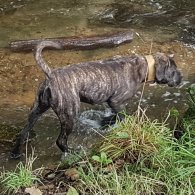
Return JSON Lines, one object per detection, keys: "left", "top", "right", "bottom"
{"left": 46, "top": 173, "right": 56, "bottom": 180}
{"left": 64, "top": 168, "right": 80, "bottom": 181}
{"left": 38, "top": 184, "right": 55, "bottom": 190}
{"left": 25, "top": 187, "right": 42, "bottom": 195}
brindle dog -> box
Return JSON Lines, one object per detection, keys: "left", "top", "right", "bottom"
{"left": 11, "top": 41, "right": 182, "bottom": 158}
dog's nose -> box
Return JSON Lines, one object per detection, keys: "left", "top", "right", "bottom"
{"left": 168, "top": 82, "right": 175, "bottom": 87}
{"left": 168, "top": 78, "right": 181, "bottom": 87}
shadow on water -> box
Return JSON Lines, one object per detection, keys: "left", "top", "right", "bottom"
{"left": 0, "top": 0, "right": 195, "bottom": 170}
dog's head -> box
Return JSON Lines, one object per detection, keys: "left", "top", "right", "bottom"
{"left": 154, "top": 53, "right": 182, "bottom": 87}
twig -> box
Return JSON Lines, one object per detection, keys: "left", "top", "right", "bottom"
{"left": 135, "top": 32, "right": 145, "bottom": 43}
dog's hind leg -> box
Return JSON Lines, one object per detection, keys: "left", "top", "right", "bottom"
{"left": 11, "top": 87, "right": 50, "bottom": 159}
{"left": 56, "top": 114, "right": 75, "bottom": 154}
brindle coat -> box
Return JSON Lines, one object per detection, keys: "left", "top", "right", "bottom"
{"left": 11, "top": 41, "right": 182, "bottom": 158}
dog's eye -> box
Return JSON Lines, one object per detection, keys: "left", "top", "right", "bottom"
{"left": 171, "top": 71, "right": 175, "bottom": 77}
{"left": 160, "top": 58, "right": 168, "bottom": 65}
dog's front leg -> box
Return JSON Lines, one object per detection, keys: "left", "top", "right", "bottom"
{"left": 106, "top": 98, "right": 129, "bottom": 124}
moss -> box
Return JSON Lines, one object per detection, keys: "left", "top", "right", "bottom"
{"left": 0, "top": 123, "right": 20, "bottom": 141}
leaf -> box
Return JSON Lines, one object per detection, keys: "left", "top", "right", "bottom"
{"left": 105, "top": 159, "right": 112, "bottom": 164}
{"left": 189, "top": 87, "right": 195, "bottom": 95}
{"left": 67, "top": 186, "right": 79, "bottom": 195}
{"left": 100, "top": 152, "right": 107, "bottom": 161}
{"left": 116, "top": 132, "right": 129, "bottom": 138}
{"left": 170, "top": 108, "right": 179, "bottom": 118}
{"left": 92, "top": 155, "right": 101, "bottom": 162}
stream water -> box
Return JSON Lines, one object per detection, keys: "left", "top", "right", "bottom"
{"left": 0, "top": 0, "right": 195, "bottom": 170}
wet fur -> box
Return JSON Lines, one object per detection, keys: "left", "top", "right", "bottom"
{"left": 11, "top": 41, "right": 182, "bottom": 158}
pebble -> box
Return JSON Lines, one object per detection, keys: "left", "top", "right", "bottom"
{"left": 25, "top": 187, "right": 42, "bottom": 195}
{"left": 162, "top": 91, "right": 171, "bottom": 97}
{"left": 64, "top": 168, "right": 80, "bottom": 181}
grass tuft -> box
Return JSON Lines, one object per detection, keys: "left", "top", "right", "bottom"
{"left": 100, "top": 110, "right": 170, "bottom": 163}
{"left": 0, "top": 149, "right": 42, "bottom": 194}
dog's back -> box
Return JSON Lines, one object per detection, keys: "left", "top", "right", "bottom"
{"left": 35, "top": 42, "right": 147, "bottom": 105}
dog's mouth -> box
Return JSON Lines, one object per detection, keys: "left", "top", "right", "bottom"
{"left": 168, "top": 78, "right": 182, "bottom": 87}
{"left": 167, "top": 82, "right": 176, "bottom": 87}
{"left": 159, "top": 70, "right": 182, "bottom": 87}
{"left": 156, "top": 79, "right": 168, "bottom": 85}
{"left": 156, "top": 79, "right": 181, "bottom": 87}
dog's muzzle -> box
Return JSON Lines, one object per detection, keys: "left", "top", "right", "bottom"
{"left": 168, "top": 71, "right": 182, "bottom": 87}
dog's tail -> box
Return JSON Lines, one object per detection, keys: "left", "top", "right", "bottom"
{"left": 35, "top": 41, "right": 62, "bottom": 78}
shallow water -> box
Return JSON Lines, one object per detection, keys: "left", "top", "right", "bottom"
{"left": 0, "top": 0, "right": 195, "bottom": 170}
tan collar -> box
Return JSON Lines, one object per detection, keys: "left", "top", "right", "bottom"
{"left": 145, "top": 55, "right": 155, "bottom": 82}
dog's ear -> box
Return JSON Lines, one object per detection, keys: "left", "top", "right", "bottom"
{"left": 155, "top": 53, "right": 169, "bottom": 82}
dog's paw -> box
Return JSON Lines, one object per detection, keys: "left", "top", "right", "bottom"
{"left": 101, "top": 114, "right": 119, "bottom": 129}
{"left": 10, "top": 152, "right": 22, "bottom": 159}
{"left": 101, "top": 113, "right": 126, "bottom": 129}
{"left": 61, "top": 146, "right": 82, "bottom": 161}
{"left": 61, "top": 151, "right": 71, "bottom": 161}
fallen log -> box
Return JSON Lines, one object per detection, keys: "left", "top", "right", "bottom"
{"left": 9, "top": 31, "right": 133, "bottom": 52}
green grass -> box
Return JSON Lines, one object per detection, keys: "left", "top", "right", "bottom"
{"left": 78, "top": 161, "right": 168, "bottom": 194}
{"left": 99, "top": 110, "right": 171, "bottom": 163}
{"left": 0, "top": 150, "right": 41, "bottom": 194}
{"left": 76, "top": 108, "right": 195, "bottom": 195}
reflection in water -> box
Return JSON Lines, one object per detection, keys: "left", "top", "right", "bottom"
{"left": 79, "top": 109, "right": 113, "bottom": 129}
